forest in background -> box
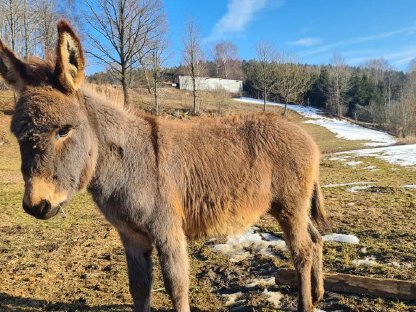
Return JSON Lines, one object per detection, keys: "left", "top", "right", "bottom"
{"left": 1, "top": 0, "right": 416, "bottom": 137}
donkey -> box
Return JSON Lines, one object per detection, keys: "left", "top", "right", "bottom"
{"left": 0, "top": 21, "right": 328, "bottom": 312}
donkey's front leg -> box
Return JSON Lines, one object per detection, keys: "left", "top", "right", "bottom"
{"left": 154, "top": 225, "right": 190, "bottom": 312}
{"left": 119, "top": 231, "right": 153, "bottom": 312}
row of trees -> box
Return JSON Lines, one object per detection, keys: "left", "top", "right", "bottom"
{"left": 0, "top": 0, "right": 243, "bottom": 114}
{"left": 0, "top": 0, "right": 60, "bottom": 59}
{"left": 84, "top": 0, "right": 167, "bottom": 108}
{"left": 1, "top": 0, "right": 414, "bottom": 136}
{"left": 304, "top": 56, "right": 416, "bottom": 137}
{"left": 84, "top": 1, "right": 243, "bottom": 113}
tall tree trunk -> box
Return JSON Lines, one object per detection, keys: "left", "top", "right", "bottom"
{"left": 143, "top": 68, "right": 152, "bottom": 94}
{"left": 192, "top": 76, "right": 197, "bottom": 114}
{"left": 283, "top": 104, "right": 288, "bottom": 117}
{"left": 23, "top": 0, "right": 30, "bottom": 59}
{"left": 263, "top": 85, "right": 266, "bottom": 112}
{"left": 154, "top": 76, "right": 159, "bottom": 114}
{"left": 121, "top": 66, "right": 129, "bottom": 107}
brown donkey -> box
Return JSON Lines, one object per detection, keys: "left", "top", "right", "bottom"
{"left": 0, "top": 21, "right": 328, "bottom": 312}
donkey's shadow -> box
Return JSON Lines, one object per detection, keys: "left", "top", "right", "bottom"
{"left": 0, "top": 292, "right": 208, "bottom": 312}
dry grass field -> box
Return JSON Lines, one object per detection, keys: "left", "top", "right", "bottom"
{"left": 0, "top": 88, "right": 415, "bottom": 311}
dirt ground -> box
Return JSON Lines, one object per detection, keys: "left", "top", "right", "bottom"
{"left": 0, "top": 89, "right": 415, "bottom": 312}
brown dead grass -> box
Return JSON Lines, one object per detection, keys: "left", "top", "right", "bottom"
{"left": 395, "top": 135, "right": 416, "bottom": 145}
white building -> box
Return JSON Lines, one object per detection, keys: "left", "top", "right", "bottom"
{"left": 178, "top": 76, "right": 243, "bottom": 94}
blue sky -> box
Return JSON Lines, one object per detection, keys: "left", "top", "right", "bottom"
{"left": 161, "top": 0, "right": 416, "bottom": 71}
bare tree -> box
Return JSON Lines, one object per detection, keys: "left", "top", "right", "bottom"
{"left": 142, "top": 20, "right": 169, "bottom": 114}
{"left": 34, "top": 0, "right": 58, "bottom": 58}
{"left": 1, "top": 0, "right": 23, "bottom": 52}
{"left": 182, "top": 20, "right": 204, "bottom": 114}
{"left": 84, "top": 0, "right": 164, "bottom": 106}
{"left": 363, "top": 58, "right": 391, "bottom": 82}
{"left": 273, "top": 52, "right": 312, "bottom": 116}
{"left": 328, "top": 53, "right": 350, "bottom": 116}
{"left": 386, "top": 68, "right": 416, "bottom": 137}
{"left": 363, "top": 58, "right": 395, "bottom": 108}
{"left": 255, "top": 40, "right": 279, "bottom": 112}
{"left": 214, "top": 40, "right": 241, "bottom": 79}
{"left": 0, "top": 0, "right": 56, "bottom": 59}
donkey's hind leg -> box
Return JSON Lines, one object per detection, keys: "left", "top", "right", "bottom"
{"left": 271, "top": 200, "right": 314, "bottom": 312}
{"left": 119, "top": 231, "right": 153, "bottom": 312}
{"left": 308, "top": 221, "right": 324, "bottom": 305}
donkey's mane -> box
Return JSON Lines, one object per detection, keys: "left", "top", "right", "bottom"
{"left": 81, "top": 84, "right": 127, "bottom": 113}
{"left": 81, "top": 84, "right": 287, "bottom": 130}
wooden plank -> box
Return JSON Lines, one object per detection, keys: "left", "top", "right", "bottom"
{"left": 275, "top": 268, "right": 416, "bottom": 300}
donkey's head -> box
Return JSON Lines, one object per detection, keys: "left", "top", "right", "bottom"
{"left": 0, "top": 21, "right": 97, "bottom": 220}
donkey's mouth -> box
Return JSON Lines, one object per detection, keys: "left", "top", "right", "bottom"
{"left": 23, "top": 200, "right": 61, "bottom": 220}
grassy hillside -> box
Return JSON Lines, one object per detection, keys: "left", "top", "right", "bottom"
{"left": 0, "top": 89, "right": 414, "bottom": 312}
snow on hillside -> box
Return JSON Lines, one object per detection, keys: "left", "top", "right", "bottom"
{"left": 234, "top": 97, "right": 395, "bottom": 147}
{"left": 334, "top": 144, "right": 416, "bottom": 167}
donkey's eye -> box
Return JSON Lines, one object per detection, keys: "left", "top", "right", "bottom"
{"left": 55, "top": 126, "right": 72, "bottom": 140}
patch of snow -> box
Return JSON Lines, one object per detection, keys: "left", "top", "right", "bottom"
{"left": 347, "top": 185, "right": 373, "bottom": 193}
{"left": 335, "top": 144, "right": 416, "bottom": 167}
{"left": 323, "top": 233, "right": 359, "bottom": 244}
{"left": 262, "top": 289, "right": 283, "bottom": 308}
{"left": 345, "top": 161, "right": 363, "bottom": 167}
{"left": 260, "top": 248, "right": 278, "bottom": 258}
{"left": 352, "top": 256, "right": 379, "bottom": 266}
{"left": 328, "top": 156, "right": 350, "bottom": 161}
{"left": 260, "top": 232, "right": 281, "bottom": 242}
{"left": 235, "top": 97, "right": 395, "bottom": 147}
{"left": 212, "top": 244, "right": 250, "bottom": 262}
{"left": 389, "top": 261, "right": 401, "bottom": 268}
{"left": 212, "top": 227, "right": 286, "bottom": 262}
{"left": 328, "top": 156, "right": 348, "bottom": 161}
{"left": 364, "top": 165, "right": 377, "bottom": 170}
{"left": 387, "top": 261, "right": 412, "bottom": 269}
{"left": 402, "top": 184, "right": 416, "bottom": 188}
{"left": 245, "top": 276, "right": 275, "bottom": 289}
{"left": 222, "top": 292, "right": 244, "bottom": 307}
{"left": 402, "top": 263, "right": 413, "bottom": 269}
{"left": 360, "top": 247, "right": 367, "bottom": 254}
{"left": 323, "top": 182, "right": 374, "bottom": 188}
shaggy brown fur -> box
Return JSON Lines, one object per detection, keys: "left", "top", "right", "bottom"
{"left": 0, "top": 21, "right": 328, "bottom": 312}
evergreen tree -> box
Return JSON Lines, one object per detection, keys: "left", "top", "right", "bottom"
{"left": 307, "top": 68, "right": 330, "bottom": 108}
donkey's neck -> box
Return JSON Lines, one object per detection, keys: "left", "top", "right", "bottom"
{"left": 81, "top": 90, "right": 157, "bottom": 214}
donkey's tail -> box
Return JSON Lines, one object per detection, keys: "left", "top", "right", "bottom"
{"left": 311, "top": 180, "right": 330, "bottom": 231}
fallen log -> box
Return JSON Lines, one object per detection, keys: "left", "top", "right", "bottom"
{"left": 275, "top": 268, "right": 416, "bottom": 300}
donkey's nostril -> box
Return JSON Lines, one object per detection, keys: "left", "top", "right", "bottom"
{"left": 38, "top": 200, "right": 51, "bottom": 215}
{"left": 23, "top": 199, "right": 52, "bottom": 219}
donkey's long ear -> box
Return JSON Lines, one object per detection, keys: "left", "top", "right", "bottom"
{"left": 54, "top": 21, "right": 85, "bottom": 93}
{"left": 0, "top": 39, "right": 29, "bottom": 93}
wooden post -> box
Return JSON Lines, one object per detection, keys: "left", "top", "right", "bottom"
{"left": 275, "top": 268, "right": 416, "bottom": 301}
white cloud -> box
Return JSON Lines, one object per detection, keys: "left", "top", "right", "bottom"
{"left": 301, "top": 25, "right": 416, "bottom": 57}
{"left": 346, "top": 46, "right": 416, "bottom": 69}
{"left": 204, "top": 0, "right": 282, "bottom": 42}
{"left": 289, "top": 37, "right": 322, "bottom": 47}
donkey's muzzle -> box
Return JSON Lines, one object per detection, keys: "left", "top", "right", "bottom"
{"left": 23, "top": 199, "right": 59, "bottom": 220}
